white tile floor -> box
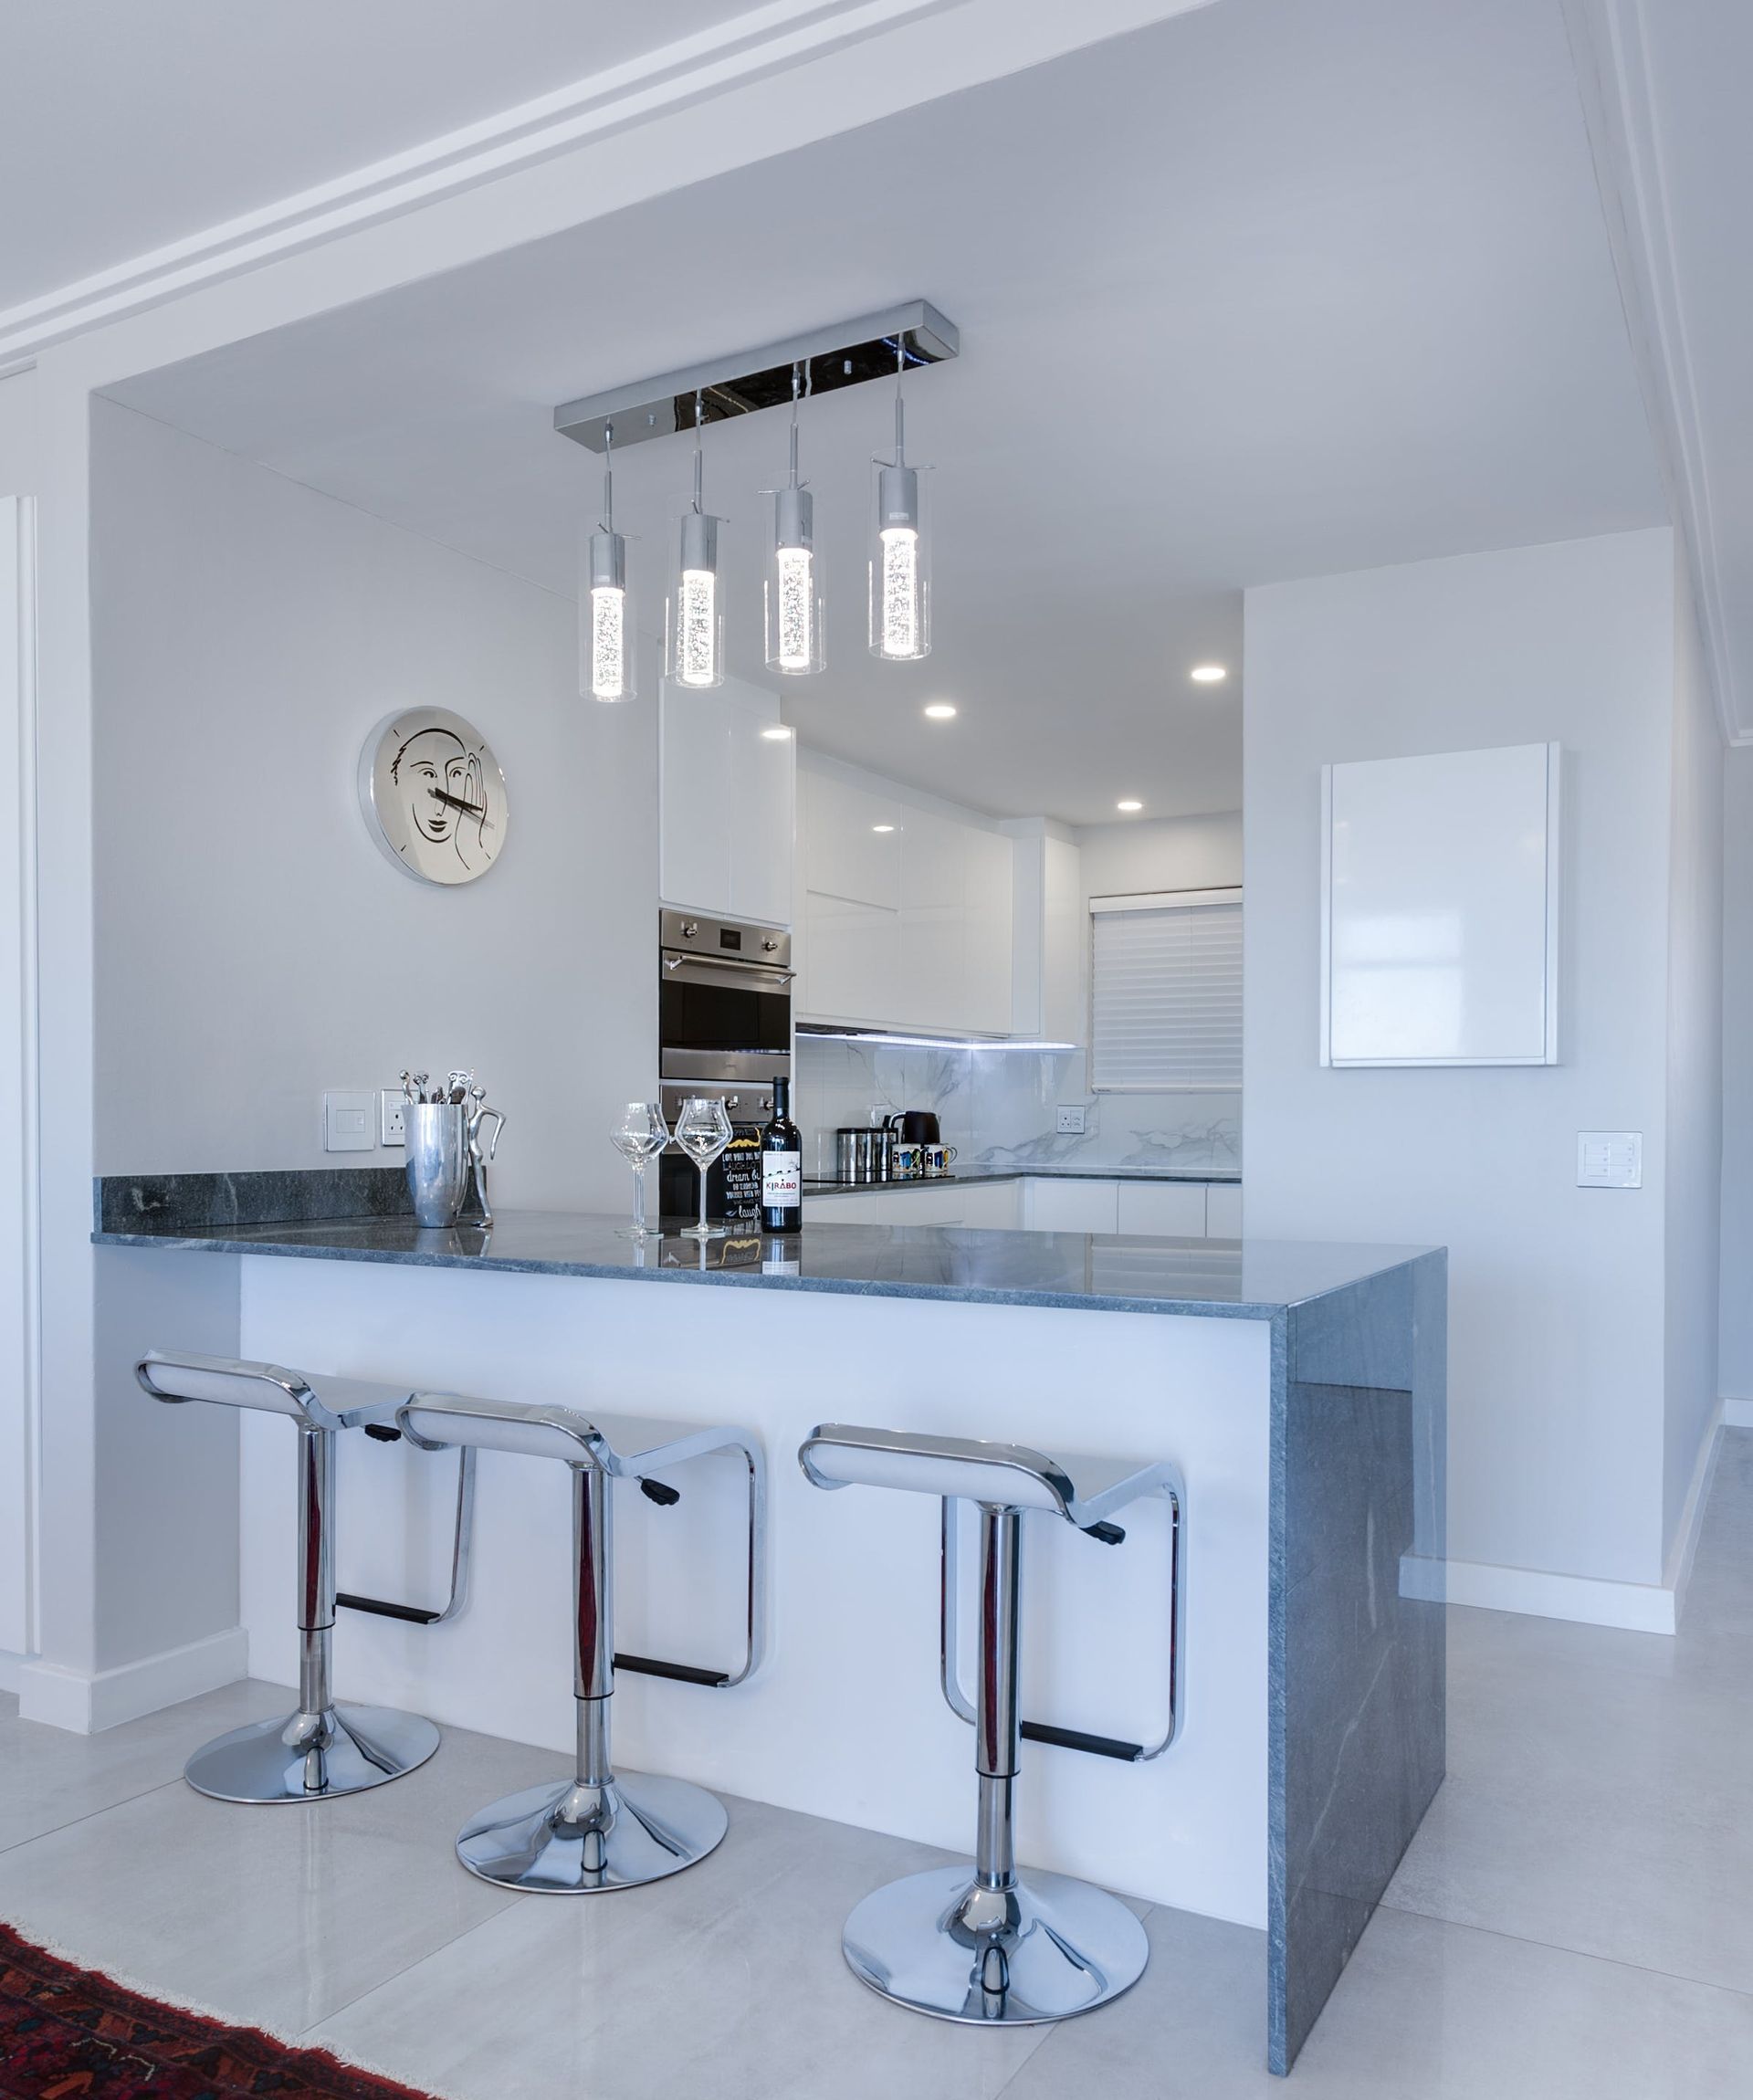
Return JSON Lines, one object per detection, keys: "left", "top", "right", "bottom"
{"left": 4, "top": 1434, "right": 1752, "bottom": 2095}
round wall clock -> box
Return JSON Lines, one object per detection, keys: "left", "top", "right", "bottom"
{"left": 357, "top": 708, "right": 509, "bottom": 885}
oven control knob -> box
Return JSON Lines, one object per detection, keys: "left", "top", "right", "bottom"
{"left": 762, "top": 938, "right": 780, "bottom": 952}
{"left": 680, "top": 920, "right": 698, "bottom": 939}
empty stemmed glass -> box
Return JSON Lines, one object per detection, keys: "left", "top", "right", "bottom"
{"left": 609, "top": 1101, "right": 668, "bottom": 1240}
{"left": 674, "top": 1096, "right": 733, "bottom": 1240}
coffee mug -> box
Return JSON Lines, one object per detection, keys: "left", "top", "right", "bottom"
{"left": 893, "top": 1139, "right": 924, "bottom": 1179}
{"left": 922, "top": 1142, "right": 958, "bottom": 1177}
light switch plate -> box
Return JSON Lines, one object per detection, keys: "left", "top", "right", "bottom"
{"left": 1056, "top": 1105, "right": 1086, "bottom": 1135}
{"left": 322, "top": 1090, "right": 376, "bottom": 1153}
{"left": 380, "top": 1090, "right": 406, "bottom": 1146}
{"left": 1577, "top": 1131, "right": 1641, "bottom": 1189}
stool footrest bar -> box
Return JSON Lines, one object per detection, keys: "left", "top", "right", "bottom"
{"left": 1020, "top": 1719, "right": 1143, "bottom": 1762}
{"left": 613, "top": 1651, "right": 732, "bottom": 1688}
{"left": 336, "top": 1591, "right": 443, "bottom": 1627}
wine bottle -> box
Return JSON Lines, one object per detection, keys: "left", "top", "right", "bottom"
{"left": 761, "top": 1076, "right": 803, "bottom": 1233}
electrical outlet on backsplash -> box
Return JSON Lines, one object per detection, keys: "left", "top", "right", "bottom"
{"left": 794, "top": 1037, "right": 1241, "bottom": 1177}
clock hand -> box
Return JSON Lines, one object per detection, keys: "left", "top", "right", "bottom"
{"left": 426, "top": 786, "right": 489, "bottom": 821}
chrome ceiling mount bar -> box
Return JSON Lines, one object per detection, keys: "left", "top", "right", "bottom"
{"left": 553, "top": 300, "right": 960, "bottom": 454}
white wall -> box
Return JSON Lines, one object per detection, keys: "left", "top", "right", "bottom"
{"left": 1664, "top": 553, "right": 1723, "bottom": 1565}
{"left": 1719, "top": 747, "right": 1753, "bottom": 1409}
{"left": 0, "top": 369, "right": 37, "bottom": 491}
{"left": 1076, "top": 810, "right": 1241, "bottom": 899}
{"left": 1244, "top": 530, "right": 1683, "bottom": 1598}
{"left": 90, "top": 398, "right": 656, "bottom": 1211}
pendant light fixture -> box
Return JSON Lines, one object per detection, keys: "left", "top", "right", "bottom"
{"left": 667, "top": 392, "right": 725, "bottom": 688}
{"left": 583, "top": 421, "right": 633, "bottom": 702}
{"left": 764, "top": 362, "right": 825, "bottom": 677}
{"left": 869, "top": 338, "right": 930, "bottom": 661}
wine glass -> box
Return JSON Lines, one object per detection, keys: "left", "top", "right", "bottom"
{"left": 609, "top": 1101, "right": 668, "bottom": 1240}
{"left": 674, "top": 1096, "right": 733, "bottom": 1240}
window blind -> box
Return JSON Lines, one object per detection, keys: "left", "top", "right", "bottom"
{"left": 1089, "top": 888, "right": 1243, "bottom": 1091}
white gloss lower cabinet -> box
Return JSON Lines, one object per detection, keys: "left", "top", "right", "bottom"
{"left": 1204, "top": 1183, "right": 1244, "bottom": 1237}
{"left": 1115, "top": 1181, "right": 1211, "bottom": 1237}
{"left": 1021, "top": 1178, "right": 1120, "bottom": 1234}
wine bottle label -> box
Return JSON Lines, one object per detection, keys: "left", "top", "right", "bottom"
{"left": 762, "top": 1151, "right": 802, "bottom": 1204}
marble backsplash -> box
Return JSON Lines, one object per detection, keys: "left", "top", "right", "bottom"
{"left": 795, "top": 1035, "right": 1240, "bottom": 1178}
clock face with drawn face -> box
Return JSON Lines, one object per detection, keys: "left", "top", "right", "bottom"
{"left": 357, "top": 709, "right": 508, "bottom": 886}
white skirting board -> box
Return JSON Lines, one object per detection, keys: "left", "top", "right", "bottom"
{"left": 16, "top": 1625, "right": 247, "bottom": 1733}
{"left": 1723, "top": 1398, "right": 1753, "bottom": 1429}
{"left": 1401, "top": 1409, "right": 1725, "bottom": 1637}
{"left": 0, "top": 1647, "right": 22, "bottom": 1695}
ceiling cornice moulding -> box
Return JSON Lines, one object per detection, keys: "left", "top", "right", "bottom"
{"left": 1562, "top": 0, "right": 1743, "bottom": 743}
{"left": 0, "top": 0, "right": 968, "bottom": 373}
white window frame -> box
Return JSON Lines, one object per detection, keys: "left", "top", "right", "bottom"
{"left": 1088, "top": 886, "right": 1243, "bottom": 1095}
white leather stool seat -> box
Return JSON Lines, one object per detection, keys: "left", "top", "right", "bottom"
{"left": 137, "top": 1350, "right": 413, "bottom": 1432}
{"left": 398, "top": 1391, "right": 757, "bottom": 1478}
{"left": 798, "top": 1424, "right": 1177, "bottom": 1528}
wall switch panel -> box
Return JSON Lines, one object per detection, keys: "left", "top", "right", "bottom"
{"left": 1577, "top": 1131, "right": 1641, "bottom": 1189}
{"left": 380, "top": 1090, "right": 406, "bottom": 1146}
{"left": 1056, "top": 1105, "right": 1087, "bottom": 1135}
{"left": 322, "top": 1090, "right": 376, "bottom": 1153}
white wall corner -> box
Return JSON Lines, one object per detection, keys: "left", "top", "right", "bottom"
{"left": 1665, "top": 1404, "right": 1724, "bottom": 1621}
{"left": 16, "top": 1625, "right": 247, "bottom": 1734}
{"left": 1723, "top": 1397, "right": 1753, "bottom": 1430}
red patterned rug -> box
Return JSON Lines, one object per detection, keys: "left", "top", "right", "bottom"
{"left": 0, "top": 1921, "right": 444, "bottom": 2099}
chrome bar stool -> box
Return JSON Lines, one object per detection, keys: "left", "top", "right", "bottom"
{"left": 396, "top": 1392, "right": 766, "bottom": 1894}
{"left": 136, "top": 1352, "right": 473, "bottom": 1803}
{"left": 799, "top": 1424, "right": 1185, "bottom": 2026}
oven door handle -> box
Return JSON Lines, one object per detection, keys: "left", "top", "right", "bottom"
{"left": 662, "top": 953, "right": 795, "bottom": 990}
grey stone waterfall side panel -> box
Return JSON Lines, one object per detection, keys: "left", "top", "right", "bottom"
{"left": 1267, "top": 1249, "right": 1447, "bottom": 2074}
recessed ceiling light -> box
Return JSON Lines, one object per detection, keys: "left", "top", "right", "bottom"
{"left": 923, "top": 702, "right": 958, "bottom": 720}
{"left": 1190, "top": 664, "right": 1228, "bottom": 684}
{"left": 872, "top": 824, "right": 896, "bottom": 834}
{"left": 761, "top": 725, "right": 793, "bottom": 740}
{"left": 1117, "top": 800, "right": 1143, "bottom": 814}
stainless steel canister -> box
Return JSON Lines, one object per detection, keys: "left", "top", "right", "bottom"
{"left": 872, "top": 1127, "right": 895, "bottom": 1181}
{"left": 405, "top": 1102, "right": 472, "bottom": 1226}
{"left": 835, "top": 1128, "right": 864, "bottom": 1182}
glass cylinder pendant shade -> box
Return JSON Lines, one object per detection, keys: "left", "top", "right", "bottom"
{"left": 765, "top": 485, "right": 825, "bottom": 676}
{"left": 869, "top": 460, "right": 930, "bottom": 661}
{"left": 583, "top": 525, "right": 633, "bottom": 703}
{"left": 667, "top": 509, "right": 724, "bottom": 688}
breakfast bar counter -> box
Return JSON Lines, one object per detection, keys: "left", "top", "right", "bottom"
{"left": 96, "top": 1175, "right": 1444, "bottom": 2074}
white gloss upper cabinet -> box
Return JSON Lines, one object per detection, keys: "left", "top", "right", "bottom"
{"left": 660, "top": 676, "right": 794, "bottom": 928}
{"left": 1009, "top": 827, "right": 1084, "bottom": 1043}
{"left": 795, "top": 762, "right": 1013, "bottom": 1035}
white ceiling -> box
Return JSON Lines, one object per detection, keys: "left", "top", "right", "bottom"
{"left": 108, "top": 0, "right": 1666, "bottom": 823}
{"left": 0, "top": 0, "right": 751, "bottom": 310}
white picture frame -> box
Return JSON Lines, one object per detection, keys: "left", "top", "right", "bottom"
{"left": 1320, "top": 741, "right": 1561, "bottom": 1067}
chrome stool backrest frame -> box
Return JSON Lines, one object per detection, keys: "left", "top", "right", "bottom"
{"left": 396, "top": 1392, "right": 767, "bottom": 1893}
{"left": 135, "top": 1350, "right": 462, "bottom": 1803}
{"left": 798, "top": 1422, "right": 1186, "bottom": 2026}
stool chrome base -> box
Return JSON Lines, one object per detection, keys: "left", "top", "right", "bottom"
{"left": 843, "top": 1864, "right": 1149, "bottom": 2025}
{"left": 456, "top": 1771, "right": 729, "bottom": 1893}
{"left": 184, "top": 1704, "right": 441, "bottom": 1804}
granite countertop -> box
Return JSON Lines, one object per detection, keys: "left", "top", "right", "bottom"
{"left": 803, "top": 1163, "right": 1240, "bottom": 1194}
{"left": 95, "top": 1202, "right": 1429, "bottom": 1322}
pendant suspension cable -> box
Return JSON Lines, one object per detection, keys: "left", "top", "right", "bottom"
{"left": 789, "top": 361, "right": 802, "bottom": 489}
{"left": 894, "top": 335, "right": 907, "bottom": 467}
{"left": 692, "top": 389, "right": 705, "bottom": 516}
{"left": 602, "top": 419, "right": 614, "bottom": 534}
